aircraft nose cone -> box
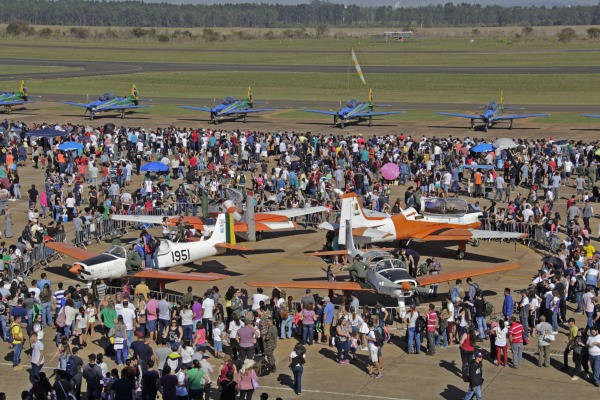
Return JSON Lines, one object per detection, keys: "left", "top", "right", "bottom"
{"left": 401, "top": 281, "right": 412, "bottom": 291}
{"left": 69, "top": 264, "right": 83, "bottom": 275}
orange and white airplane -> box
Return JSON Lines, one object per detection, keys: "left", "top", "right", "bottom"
{"left": 248, "top": 221, "right": 520, "bottom": 317}
{"left": 319, "top": 193, "right": 525, "bottom": 259}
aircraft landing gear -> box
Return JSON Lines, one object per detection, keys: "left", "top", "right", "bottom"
{"left": 340, "top": 120, "right": 345, "bottom": 129}
{"left": 368, "top": 116, "right": 372, "bottom": 127}
{"left": 120, "top": 110, "right": 125, "bottom": 119}
{"left": 256, "top": 231, "right": 263, "bottom": 241}
{"left": 90, "top": 112, "right": 95, "bottom": 120}
{"left": 333, "top": 115, "right": 338, "bottom": 127}
{"left": 243, "top": 114, "right": 247, "bottom": 123}
{"left": 509, "top": 119, "right": 513, "bottom": 130}
{"left": 470, "top": 119, "right": 475, "bottom": 130}
{"left": 457, "top": 240, "right": 467, "bottom": 260}
{"left": 6, "top": 105, "right": 11, "bottom": 115}
{"left": 484, "top": 123, "right": 489, "bottom": 132}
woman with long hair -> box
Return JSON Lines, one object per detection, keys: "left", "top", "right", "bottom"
{"left": 224, "top": 286, "right": 236, "bottom": 327}
{"left": 193, "top": 321, "right": 207, "bottom": 353}
{"left": 228, "top": 313, "right": 244, "bottom": 360}
{"left": 112, "top": 315, "right": 128, "bottom": 366}
{"left": 289, "top": 343, "right": 306, "bottom": 395}
{"left": 436, "top": 300, "right": 450, "bottom": 348}
{"left": 50, "top": 335, "right": 72, "bottom": 370}
{"left": 494, "top": 319, "right": 509, "bottom": 366}
{"left": 459, "top": 326, "right": 477, "bottom": 365}
{"left": 335, "top": 315, "right": 352, "bottom": 364}
{"left": 237, "top": 359, "right": 258, "bottom": 400}
{"left": 280, "top": 295, "right": 294, "bottom": 340}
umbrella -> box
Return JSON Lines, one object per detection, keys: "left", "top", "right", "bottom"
{"left": 380, "top": 163, "right": 400, "bottom": 180}
{"left": 555, "top": 140, "right": 569, "bottom": 146}
{"left": 471, "top": 143, "right": 494, "bottom": 153}
{"left": 492, "top": 138, "right": 517, "bottom": 150}
{"left": 542, "top": 255, "right": 564, "bottom": 269}
{"left": 58, "top": 141, "right": 84, "bottom": 151}
{"left": 25, "top": 127, "right": 68, "bottom": 138}
{"left": 140, "top": 162, "right": 169, "bottom": 172}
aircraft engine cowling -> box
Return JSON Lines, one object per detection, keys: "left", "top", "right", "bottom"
{"left": 222, "top": 200, "right": 243, "bottom": 222}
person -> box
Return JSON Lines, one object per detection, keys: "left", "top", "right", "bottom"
{"left": 508, "top": 316, "right": 524, "bottom": 369}
{"left": 460, "top": 327, "right": 476, "bottom": 366}
{"left": 340, "top": 255, "right": 367, "bottom": 282}
{"left": 493, "top": 319, "right": 508, "bottom": 367}
{"left": 289, "top": 343, "right": 306, "bottom": 395}
{"left": 322, "top": 296, "right": 335, "bottom": 344}
{"left": 125, "top": 245, "right": 142, "bottom": 274}
{"left": 534, "top": 315, "right": 553, "bottom": 368}
{"left": 11, "top": 314, "right": 24, "bottom": 370}
{"left": 30, "top": 371, "right": 52, "bottom": 399}
{"left": 405, "top": 304, "right": 421, "bottom": 354}
{"left": 30, "top": 332, "right": 44, "bottom": 384}
{"left": 110, "top": 368, "right": 136, "bottom": 400}
{"left": 300, "top": 303, "right": 317, "bottom": 346}
{"left": 187, "top": 359, "right": 205, "bottom": 400}
{"left": 112, "top": 315, "right": 128, "bottom": 366}
{"left": 237, "top": 359, "right": 259, "bottom": 400}
{"left": 53, "top": 370, "right": 75, "bottom": 400}
{"left": 562, "top": 318, "right": 578, "bottom": 371}
{"left": 219, "top": 371, "right": 239, "bottom": 400}
{"left": 263, "top": 317, "right": 278, "bottom": 371}
{"left": 588, "top": 326, "right": 600, "bottom": 387}
{"left": 335, "top": 315, "right": 351, "bottom": 364}
{"left": 426, "top": 303, "right": 438, "bottom": 356}
{"left": 159, "top": 365, "right": 178, "bottom": 400}
{"left": 366, "top": 319, "right": 383, "bottom": 378}
{"left": 82, "top": 353, "right": 103, "bottom": 400}
{"left": 237, "top": 320, "right": 257, "bottom": 363}
{"left": 463, "top": 351, "right": 484, "bottom": 400}
{"left": 569, "top": 328, "right": 587, "bottom": 380}
{"left": 502, "top": 288, "right": 514, "bottom": 320}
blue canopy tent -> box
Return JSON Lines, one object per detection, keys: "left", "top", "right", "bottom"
{"left": 58, "top": 142, "right": 84, "bottom": 151}
{"left": 25, "top": 127, "right": 69, "bottom": 138}
{"left": 140, "top": 162, "right": 169, "bottom": 172}
{"left": 471, "top": 143, "right": 494, "bottom": 153}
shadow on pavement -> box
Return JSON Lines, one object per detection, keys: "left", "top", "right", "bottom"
{"left": 440, "top": 384, "right": 466, "bottom": 399}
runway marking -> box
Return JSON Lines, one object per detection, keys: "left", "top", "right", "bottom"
{"left": 258, "top": 385, "right": 411, "bottom": 400}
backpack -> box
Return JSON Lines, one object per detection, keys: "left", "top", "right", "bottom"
{"left": 416, "top": 315, "right": 427, "bottom": 333}
{"left": 484, "top": 301, "right": 494, "bottom": 317}
{"left": 56, "top": 308, "right": 67, "bottom": 328}
{"left": 451, "top": 287, "right": 460, "bottom": 303}
{"left": 65, "top": 355, "right": 78, "bottom": 378}
{"left": 462, "top": 362, "right": 471, "bottom": 383}
{"left": 576, "top": 275, "right": 586, "bottom": 292}
{"left": 373, "top": 326, "right": 385, "bottom": 347}
{"left": 148, "top": 237, "right": 159, "bottom": 253}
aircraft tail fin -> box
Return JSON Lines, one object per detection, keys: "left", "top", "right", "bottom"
{"left": 500, "top": 90, "right": 503, "bottom": 106}
{"left": 208, "top": 213, "right": 236, "bottom": 245}
{"left": 368, "top": 88, "right": 373, "bottom": 104}
{"left": 247, "top": 85, "right": 253, "bottom": 104}
{"left": 131, "top": 84, "right": 139, "bottom": 101}
{"left": 339, "top": 194, "right": 368, "bottom": 245}
{"left": 20, "top": 80, "right": 27, "bottom": 97}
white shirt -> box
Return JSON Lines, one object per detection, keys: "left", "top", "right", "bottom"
{"left": 367, "top": 330, "right": 378, "bottom": 351}
{"left": 251, "top": 293, "right": 269, "bottom": 311}
{"left": 447, "top": 302, "right": 455, "bottom": 322}
{"left": 120, "top": 307, "right": 136, "bottom": 331}
{"left": 494, "top": 326, "right": 508, "bottom": 347}
{"left": 587, "top": 334, "right": 600, "bottom": 356}
{"left": 202, "top": 298, "right": 215, "bottom": 319}
{"left": 228, "top": 320, "right": 244, "bottom": 339}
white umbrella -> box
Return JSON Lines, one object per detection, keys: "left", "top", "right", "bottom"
{"left": 492, "top": 138, "right": 517, "bottom": 150}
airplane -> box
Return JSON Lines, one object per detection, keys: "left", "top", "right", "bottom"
{"left": 111, "top": 200, "right": 329, "bottom": 241}
{"left": 45, "top": 213, "right": 249, "bottom": 291}
{"left": 581, "top": 113, "right": 600, "bottom": 119}
{"left": 301, "top": 88, "right": 403, "bottom": 128}
{"left": 318, "top": 193, "right": 526, "bottom": 259}
{"left": 0, "top": 80, "right": 34, "bottom": 114}
{"left": 180, "top": 86, "right": 275, "bottom": 124}
{"left": 436, "top": 91, "right": 549, "bottom": 131}
{"left": 62, "top": 84, "right": 150, "bottom": 120}
{"left": 247, "top": 221, "right": 520, "bottom": 317}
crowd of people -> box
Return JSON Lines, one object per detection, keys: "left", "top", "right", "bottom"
{"left": 0, "top": 120, "right": 599, "bottom": 399}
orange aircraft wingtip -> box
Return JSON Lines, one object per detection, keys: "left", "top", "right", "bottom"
{"left": 305, "top": 250, "right": 350, "bottom": 257}
{"left": 416, "top": 262, "right": 521, "bottom": 286}
{"left": 45, "top": 242, "right": 101, "bottom": 261}
{"left": 214, "top": 243, "right": 252, "bottom": 251}
{"left": 245, "top": 281, "right": 373, "bottom": 292}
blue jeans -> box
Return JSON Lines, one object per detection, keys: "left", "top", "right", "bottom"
{"left": 575, "top": 292, "right": 583, "bottom": 313}
{"left": 591, "top": 354, "right": 600, "bottom": 384}
{"left": 436, "top": 328, "right": 448, "bottom": 347}
{"left": 408, "top": 327, "right": 420, "bottom": 353}
{"left": 302, "top": 324, "right": 315, "bottom": 345}
{"left": 126, "top": 330, "right": 134, "bottom": 353}
{"left": 117, "top": 340, "right": 128, "bottom": 365}
{"left": 463, "top": 384, "right": 482, "bottom": 400}
{"left": 280, "top": 316, "right": 293, "bottom": 338}
{"left": 586, "top": 311, "right": 594, "bottom": 331}
{"left": 145, "top": 253, "right": 154, "bottom": 269}
{"left": 292, "top": 365, "right": 303, "bottom": 394}
{"left": 0, "top": 315, "right": 7, "bottom": 341}
{"left": 31, "top": 362, "right": 43, "bottom": 382}
{"left": 183, "top": 325, "right": 194, "bottom": 342}
{"left": 336, "top": 339, "right": 349, "bottom": 361}
{"left": 551, "top": 311, "right": 558, "bottom": 332}
{"left": 42, "top": 302, "right": 52, "bottom": 328}
{"left": 27, "top": 309, "right": 35, "bottom": 327}
{"left": 476, "top": 317, "right": 487, "bottom": 340}
{"left": 13, "top": 343, "right": 23, "bottom": 366}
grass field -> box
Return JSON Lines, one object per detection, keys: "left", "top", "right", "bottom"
{"left": 24, "top": 71, "right": 600, "bottom": 105}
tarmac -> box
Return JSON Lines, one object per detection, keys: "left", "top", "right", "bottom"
{"left": 1, "top": 146, "right": 598, "bottom": 399}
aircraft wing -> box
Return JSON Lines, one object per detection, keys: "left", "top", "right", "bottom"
{"left": 355, "top": 111, "right": 404, "bottom": 117}
{"left": 317, "top": 222, "right": 339, "bottom": 231}
{"left": 581, "top": 114, "right": 600, "bottom": 119}
{"left": 131, "top": 270, "right": 227, "bottom": 282}
{"left": 416, "top": 262, "right": 520, "bottom": 286}
{"left": 62, "top": 101, "right": 90, "bottom": 108}
{"left": 234, "top": 221, "right": 298, "bottom": 232}
{"left": 180, "top": 106, "right": 214, "bottom": 112}
{"left": 45, "top": 242, "right": 101, "bottom": 261}
{"left": 214, "top": 243, "right": 253, "bottom": 251}
{"left": 0, "top": 100, "right": 27, "bottom": 106}
{"left": 413, "top": 228, "right": 525, "bottom": 242}
{"left": 229, "top": 108, "right": 276, "bottom": 114}
{"left": 495, "top": 113, "right": 549, "bottom": 120}
{"left": 469, "top": 230, "right": 527, "bottom": 240}
{"left": 261, "top": 206, "right": 330, "bottom": 220}
{"left": 246, "top": 280, "right": 374, "bottom": 292}
{"left": 98, "top": 104, "right": 150, "bottom": 111}
{"left": 352, "top": 227, "right": 394, "bottom": 242}
{"left": 302, "top": 109, "right": 339, "bottom": 116}
{"left": 436, "top": 112, "right": 482, "bottom": 119}
{"left": 305, "top": 250, "right": 351, "bottom": 257}
{"left": 111, "top": 215, "right": 167, "bottom": 224}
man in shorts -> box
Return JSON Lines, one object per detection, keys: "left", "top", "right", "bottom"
{"left": 367, "top": 319, "right": 383, "bottom": 378}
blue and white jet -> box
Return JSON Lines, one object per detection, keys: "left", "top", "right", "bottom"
{"left": 437, "top": 92, "right": 549, "bottom": 131}
{"left": 302, "top": 89, "right": 403, "bottom": 128}
{"left": 180, "top": 86, "right": 275, "bottom": 124}
{"left": 62, "top": 84, "right": 150, "bottom": 120}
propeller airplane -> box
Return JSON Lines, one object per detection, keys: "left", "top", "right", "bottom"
{"left": 0, "top": 80, "right": 34, "bottom": 114}
{"left": 62, "top": 84, "right": 150, "bottom": 120}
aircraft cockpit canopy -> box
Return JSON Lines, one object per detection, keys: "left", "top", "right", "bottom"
{"left": 346, "top": 99, "right": 358, "bottom": 108}
{"left": 222, "top": 97, "right": 235, "bottom": 105}
{"left": 364, "top": 251, "right": 407, "bottom": 272}
{"left": 423, "top": 197, "right": 468, "bottom": 216}
{"left": 372, "top": 258, "right": 407, "bottom": 272}
{"left": 487, "top": 101, "right": 498, "bottom": 111}
{"left": 99, "top": 93, "right": 116, "bottom": 101}
{"left": 104, "top": 245, "right": 126, "bottom": 258}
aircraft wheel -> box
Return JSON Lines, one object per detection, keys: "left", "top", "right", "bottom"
{"left": 340, "top": 122, "right": 345, "bottom": 129}
{"left": 256, "top": 231, "right": 263, "bottom": 241}
{"left": 90, "top": 113, "right": 94, "bottom": 120}
{"left": 471, "top": 238, "right": 480, "bottom": 247}
{"left": 484, "top": 124, "right": 488, "bottom": 132}
{"left": 214, "top": 118, "right": 219, "bottom": 125}
{"left": 368, "top": 117, "right": 372, "bottom": 127}
{"left": 509, "top": 120, "right": 513, "bottom": 130}
{"left": 456, "top": 250, "right": 465, "bottom": 260}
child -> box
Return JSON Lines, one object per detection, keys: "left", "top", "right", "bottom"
{"left": 102, "top": 369, "right": 118, "bottom": 400}
{"left": 85, "top": 301, "right": 97, "bottom": 341}
{"left": 97, "top": 353, "right": 108, "bottom": 377}
{"left": 349, "top": 332, "right": 359, "bottom": 361}
{"left": 212, "top": 320, "right": 223, "bottom": 359}
{"left": 76, "top": 307, "right": 88, "bottom": 347}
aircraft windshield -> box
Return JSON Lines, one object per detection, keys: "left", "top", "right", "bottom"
{"left": 346, "top": 99, "right": 358, "bottom": 108}
{"left": 104, "top": 245, "right": 126, "bottom": 258}
{"left": 99, "top": 93, "right": 116, "bottom": 101}
{"left": 222, "top": 96, "right": 235, "bottom": 105}
{"left": 423, "top": 198, "right": 468, "bottom": 216}
{"left": 487, "top": 102, "right": 497, "bottom": 111}
{"left": 373, "top": 258, "right": 406, "bottom": 272}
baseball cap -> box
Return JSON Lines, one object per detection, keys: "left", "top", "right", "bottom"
{"left": 323, "top": 296, "right": 330, "bottom": 302}
{"left": 306, "top": 289, "right": 311, "bottom": 293}
{"left": 475, "top": 351, "right": 483, "bottom": 358}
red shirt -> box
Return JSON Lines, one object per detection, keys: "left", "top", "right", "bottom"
{"left": 509, "top": 322, "right": 524, "bottom": 343}
{"left": 426, "top": 311, "right": 438, "bottom": 332}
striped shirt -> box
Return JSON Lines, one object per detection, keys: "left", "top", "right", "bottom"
{"left": 509, "top": 322, "right": 524, "bottom": 343}
{"left": 53, "top": 290, "right": 65, "bottom": 308}
{"left": 426, "top": 312, "right": 438, "bottom": 332}
{"left": 96, "top": 283, "right": 107, "bottom": 300}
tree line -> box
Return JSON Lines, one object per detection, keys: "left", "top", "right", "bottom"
{"left": 2, "top": 0, "right": 600, "bottom": 28}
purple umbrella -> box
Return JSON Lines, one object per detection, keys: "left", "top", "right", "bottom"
{"left": 380, "top": 163, "right": 400, "bottom": 180}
